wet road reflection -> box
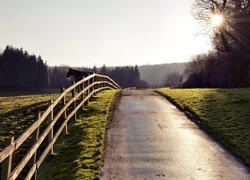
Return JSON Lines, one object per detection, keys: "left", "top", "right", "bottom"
{"left": 100, "top": 90, "right": 250, "bottom": 179}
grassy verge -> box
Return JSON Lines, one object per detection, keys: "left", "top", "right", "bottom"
{"left": 156, "top": 88, "right": 250, "bottom": 167}
{"left": 37, "top": 90, "right": 121, "bottom": 180}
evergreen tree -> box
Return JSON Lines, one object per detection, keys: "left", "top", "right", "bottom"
{"left": 100, "top": 64, "right": 108, "bottom": 75}
{"left": 0, "top": 45, "right": 49, "bottom": 89}
{"left": 0, "top": 54, "right": 3, "bottom": 86}
{"left": 49, "top": 66, "right": 70, "bottom": 88}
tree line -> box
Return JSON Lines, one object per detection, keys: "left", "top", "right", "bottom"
{"left": 50, "top": 65, "right": 148, "bottom": 89}
{"left": 0, "top": 45, "right": 49, "bottom": 89}
{"left": 0, "top": 45, "right": 147, "bottom": 90}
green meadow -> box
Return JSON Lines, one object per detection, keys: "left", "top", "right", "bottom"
{"left": 156, "top": 88, "right": 250, "bottom": 166}
{"left": 0, "top": 93, "right": 59, "bottom": 150}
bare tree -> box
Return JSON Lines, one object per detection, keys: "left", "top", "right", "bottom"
{"left": 162, "top": 71, "right": 181, "bottom": 87}
{"left": 181, "top": 53, "right": 208, "bottom": 83}
{"left": 192, "top": 0, "right": 250, "bottom": 54}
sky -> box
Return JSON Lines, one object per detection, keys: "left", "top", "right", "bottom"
{"left": 0, "top": 0, "right": 212, "bottom": 67}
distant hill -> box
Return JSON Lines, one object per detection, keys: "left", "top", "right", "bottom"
{"left": 138, "top": 62, "right": 187, "bottom": 85}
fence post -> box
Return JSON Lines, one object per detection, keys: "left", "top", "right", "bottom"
{"left": 72, "top": 81, "right": 77, "bottom": 121}
{"left": 90, "top": 76, "right": 94, "bottom": 97}
{"left": 61, "top": 87, "right": 68, "bottom": 135}
{"left": 100, "top": 76, "right": 102, "bottom": 91}
{"left": 103, "top": 76, "right": 105, "bottom": 89}
{"left": 101, "top": 76, "right": 104, "bottom": 90}
{"left": 1, "top": 137, "right": 14, "bottom": 180}
{"left": 81, "top": 78, "right": 85, "bottom": 110}
{"left": 28, "top": 112, "right": 40, "bottom": 180}
{"left": 86, "top": 74, "right": 90, "bottom": 104}
{"left": 48, "top": 100, "right": 54, "bottom": 156}
{"left": 99, "top": 76, "right": 102, "bottom": 91}
{"left": 96, "top": 76, "right": 100, "bottom": 92}
{"left": 108, "top": 78, "right": 110, "bottom": 89}
{"left": 102, "top": 76, "right": 105, "bottom": 88}
{"left": 105, "top": 77, "right": 107, "bottom": 89}
{"left": 93, "top": 75, "right": 96, "bottom": 95}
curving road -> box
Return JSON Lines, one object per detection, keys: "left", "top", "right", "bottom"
{"left": 100, "top": 90, "right": 250, "bottom": 180}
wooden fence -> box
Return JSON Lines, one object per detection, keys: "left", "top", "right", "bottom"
{"left": 0, "top": 73, "right": 120, "bottom": 180}
{"left": 148, "top": 84, "right": 167, "bottom": 89}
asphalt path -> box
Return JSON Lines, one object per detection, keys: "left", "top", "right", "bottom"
{"left": 100, "top": 90, "right": 250, "bottom": 180}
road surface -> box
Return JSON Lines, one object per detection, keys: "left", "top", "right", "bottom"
{"left": 100, "top": 90, "right": 250, "bottom": 179}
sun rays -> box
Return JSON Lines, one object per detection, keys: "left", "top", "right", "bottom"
{"left": 211, "top": 14, "right": 224, "bottom": 27}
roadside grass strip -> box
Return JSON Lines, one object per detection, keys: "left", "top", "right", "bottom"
{"left": 156, "top": 88, "right": 250, "bottom": 167}
{"left": 37, "top": 90, "right": 120, "bottom": 180}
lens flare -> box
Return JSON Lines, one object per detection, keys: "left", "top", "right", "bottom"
{"left": 211, "top": 14, "right": 223, "bottom": 26}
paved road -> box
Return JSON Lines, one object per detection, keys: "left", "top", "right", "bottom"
{"left": 100, "top": 90, "right": 250, "bottom": 180}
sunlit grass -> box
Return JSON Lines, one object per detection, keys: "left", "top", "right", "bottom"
{"left": 37, "top": 90, "right": 120, "bottom": 180}
{"left": 156, "top": 88, "right": 250, "bottom": 166}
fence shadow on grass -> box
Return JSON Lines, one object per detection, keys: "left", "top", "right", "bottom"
{"left": 0, "top": 101, "right": 49, "bottom": 149}
{"left": 37, "top": 94, "right": 106, "bottom": 180}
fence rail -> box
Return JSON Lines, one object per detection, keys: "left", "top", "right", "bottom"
{"left": 148, "top": 84, "right": 167, "bottom": 89}
{"left": 0, "top": 73, "right": 120, "bottom": 180}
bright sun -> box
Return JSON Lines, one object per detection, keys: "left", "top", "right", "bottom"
{"left": 211, "top": 14, "right": 223, "bottom": 26}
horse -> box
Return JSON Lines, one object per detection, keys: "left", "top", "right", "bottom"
{"left": 66, "top": 68, "right": 94, "bottom": 82}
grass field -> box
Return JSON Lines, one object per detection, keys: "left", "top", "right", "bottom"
{"left": 0, "top": 93, "right": 59, "bottom": 150}
{"left": 37, "top": 90, "right": 120, "bottom": 180}
{"left": 0, "top": 88, "right": 60, "bottom": 97}
{"left": 156, "top": 88, "right": 250, "bottom": 167}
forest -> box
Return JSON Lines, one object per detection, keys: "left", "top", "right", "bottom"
{"left": 0, "top": 45, "right": 49, "bottom": 89}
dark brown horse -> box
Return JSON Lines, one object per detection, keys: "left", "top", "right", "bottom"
{"left": 66, "top": 68, "right": 94, "bottom": 82}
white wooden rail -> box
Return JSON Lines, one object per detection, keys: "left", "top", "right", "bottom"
{"left": 0, "top": 73, "right": 120, "bottom": 180}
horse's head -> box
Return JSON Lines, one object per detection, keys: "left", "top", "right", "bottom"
{"left": 66, "top": 68, "right": 74, "bottom": 79}
{"left": 66, "top": 68, "right": 83, "bottom": 82}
